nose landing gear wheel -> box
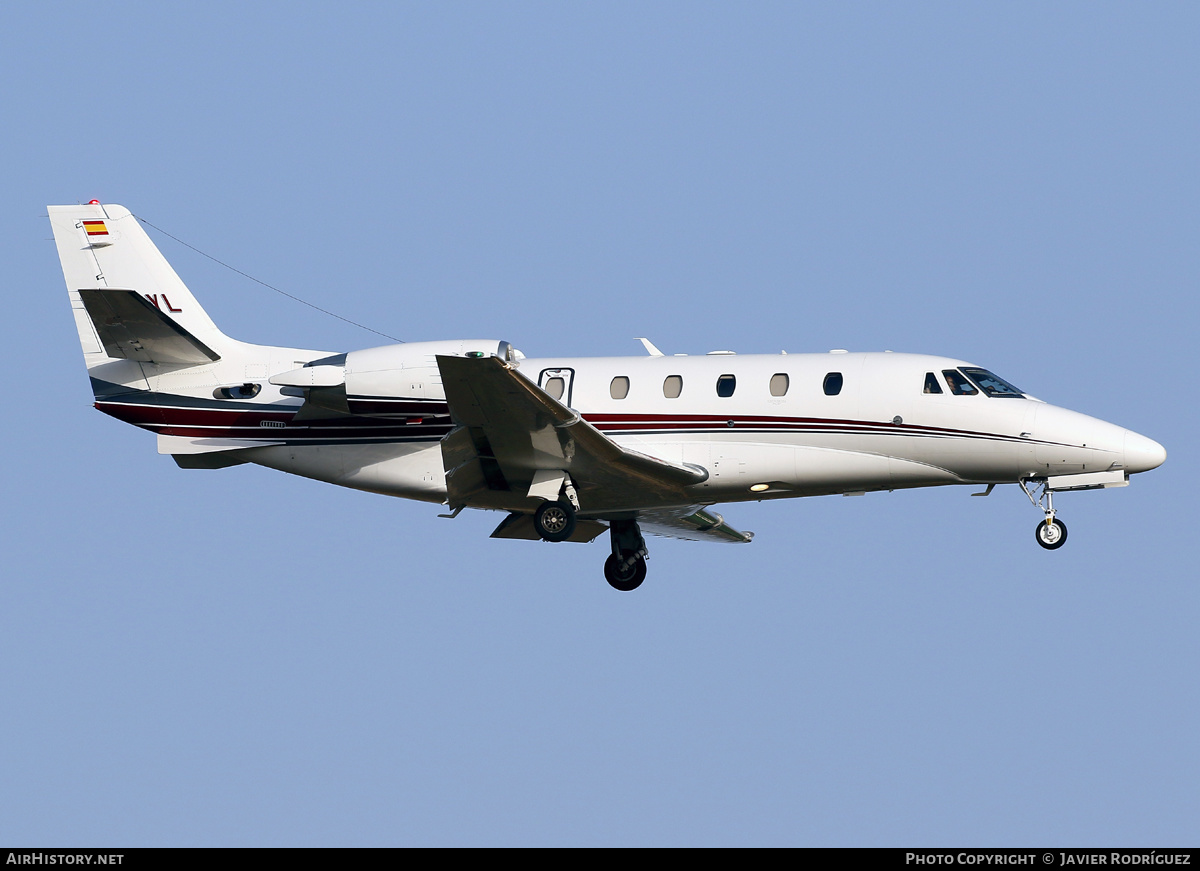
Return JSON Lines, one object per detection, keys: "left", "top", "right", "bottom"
{"left": 1035, "top": 518, "right": 1068, "bottom": 550}
{"left": 1021, "top": 479, "right": 1070, "bottom": 551}
{"left": 604, "top": 552, "right": 647, "bottom": 591}
{"left": 534, "top": 500, "right": 576, "bottom": 542}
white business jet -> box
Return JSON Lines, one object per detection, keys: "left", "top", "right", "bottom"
{"left": 49, "top": 202, "right": 1166, "bottom": 590}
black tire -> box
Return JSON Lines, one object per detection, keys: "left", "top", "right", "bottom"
{"left": 604, "top": 553, "right": 647, "bottom": 591}
{"left": 1035, "top": 518, "right": 1068, "bottom": 550}
{"left": 534, "top": 500, "right": 575, "bottom": 542}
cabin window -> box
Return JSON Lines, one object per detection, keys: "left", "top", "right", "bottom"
{"left": 823, "top": 372, "right": 843, "bottom": 396}
{"left": 960, "top": 367, "right": 1024, "bottom": 397}
{"left": 214, "top": 383, "right": 261, "bottom": 399}
{"left": 923, "top": 372, "right": 943, "bottom": 394}
{"left": 716, "top": 374, "right": 736, "bottom": 397}
{"left": 770, "top": 373, "right": 789, "bottom": 396}
{"left": 610, "top": 376, "right": 630, "bottom": 400}
{"left": 663, "top": 375, "right": 683, "bottom": 398}
{"left": 544, "top": 377, "right": 566, "bottom": 400}
{"left": 942, "top": 369, "right": 978, "bottom": 395}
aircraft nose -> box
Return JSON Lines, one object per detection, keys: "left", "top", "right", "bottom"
{"left": 1124, "top": 429, "right": 1166, "bottom": 474}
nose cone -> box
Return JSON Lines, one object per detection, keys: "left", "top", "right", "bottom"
{"left": 1124, "top": 430, "right": 1166, "bottom": 474}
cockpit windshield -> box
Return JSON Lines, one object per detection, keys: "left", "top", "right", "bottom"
{"left": 960, "top": 367, "right": 1024, "bottom": 398}
{"left": 942, "top": 370, "right": 978, "bottom": 395}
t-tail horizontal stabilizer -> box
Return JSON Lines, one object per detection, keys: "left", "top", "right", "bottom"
{"left": 79, "top": 288, "right": 220, "bottom": 365}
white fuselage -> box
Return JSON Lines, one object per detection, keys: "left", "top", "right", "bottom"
{"left": 237, "top": 348, "right": 1159, "bottom": 514}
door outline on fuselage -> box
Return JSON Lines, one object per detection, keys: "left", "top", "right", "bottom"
{"left": 538, "top": 367, "right": 575, "bottom": 408}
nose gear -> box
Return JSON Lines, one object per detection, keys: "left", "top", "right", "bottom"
{"left": 1020, "top": 478, "right": 1069, "bottom": 550}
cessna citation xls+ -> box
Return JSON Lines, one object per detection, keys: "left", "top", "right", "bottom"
{"left": 50, "top": 202, "right": 1166, "bottom": 591}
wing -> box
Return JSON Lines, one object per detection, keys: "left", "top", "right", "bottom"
{"left": 486, "top": 505, "right": 752, "bottom": 544}
{"left": 436, "top": 354, "right": 711, "bottom": 516}
{"left": 636, "top": 507, "right": 754, "bottom": 543}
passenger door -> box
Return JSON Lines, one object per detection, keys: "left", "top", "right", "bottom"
{"left": 538, "top": 368, "right": 575, "bottom": 407}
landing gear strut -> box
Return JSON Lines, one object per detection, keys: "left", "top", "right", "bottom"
{"left": 1020, "top": 478, "right": 1069, "bottom": 550}
{"left": 605, "top": 519, "right": 648, "bottom": 591}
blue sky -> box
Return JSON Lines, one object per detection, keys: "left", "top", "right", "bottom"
{"left": 1, "top": 2, "right": 1195, "bottom": 846}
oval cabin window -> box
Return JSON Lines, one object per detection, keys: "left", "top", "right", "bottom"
{"left": 663, "top": 375, "right": 683, "bottom": 398}
{"left": 770, "top": 373, "right": 789, "bottom": 396}
{"left": 544, "top": 377, "right": 565, "bottom": 400}
{"left": 610, "top": 376, "right": 630, "bottom": 400}
{"left": 823, "top": 372, "right": 843, "bottom": 396}
{"left": 716, "top": 374, "right": 736, "bottom": 397}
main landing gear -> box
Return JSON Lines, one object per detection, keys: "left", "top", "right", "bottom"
{"left": 533, "top": 500, "right": 576, "bottom": 542}
{"left": 604, "top": 519, "right": 648, "bottom": 592}
{"left": 1020, "top": 478, "right": 1068, "bottom": 550}
{"left": 532, "top": 501, "right": 649, "bottom": 591}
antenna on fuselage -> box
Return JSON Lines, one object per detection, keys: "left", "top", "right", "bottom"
{"left": 636, "top": 337, "right": 665, "bottom": 356}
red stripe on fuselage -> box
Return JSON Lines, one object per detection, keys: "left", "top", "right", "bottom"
{"left": 95, "top": 399, "right": 453, "bottom": 440}
{"left": 582, "top": 412, "right": 1025, "bottom": 442}
{"left": 95, "top": 400, "right": 1043, "bottom": 447}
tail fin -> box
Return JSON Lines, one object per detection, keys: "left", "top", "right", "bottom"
{"left": 48, "top": 202, "right": 234, "bottom": 370}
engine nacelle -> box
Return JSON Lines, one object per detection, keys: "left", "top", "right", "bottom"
{"left": 270, "top": 340, "right": 521, "bottom": 418}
